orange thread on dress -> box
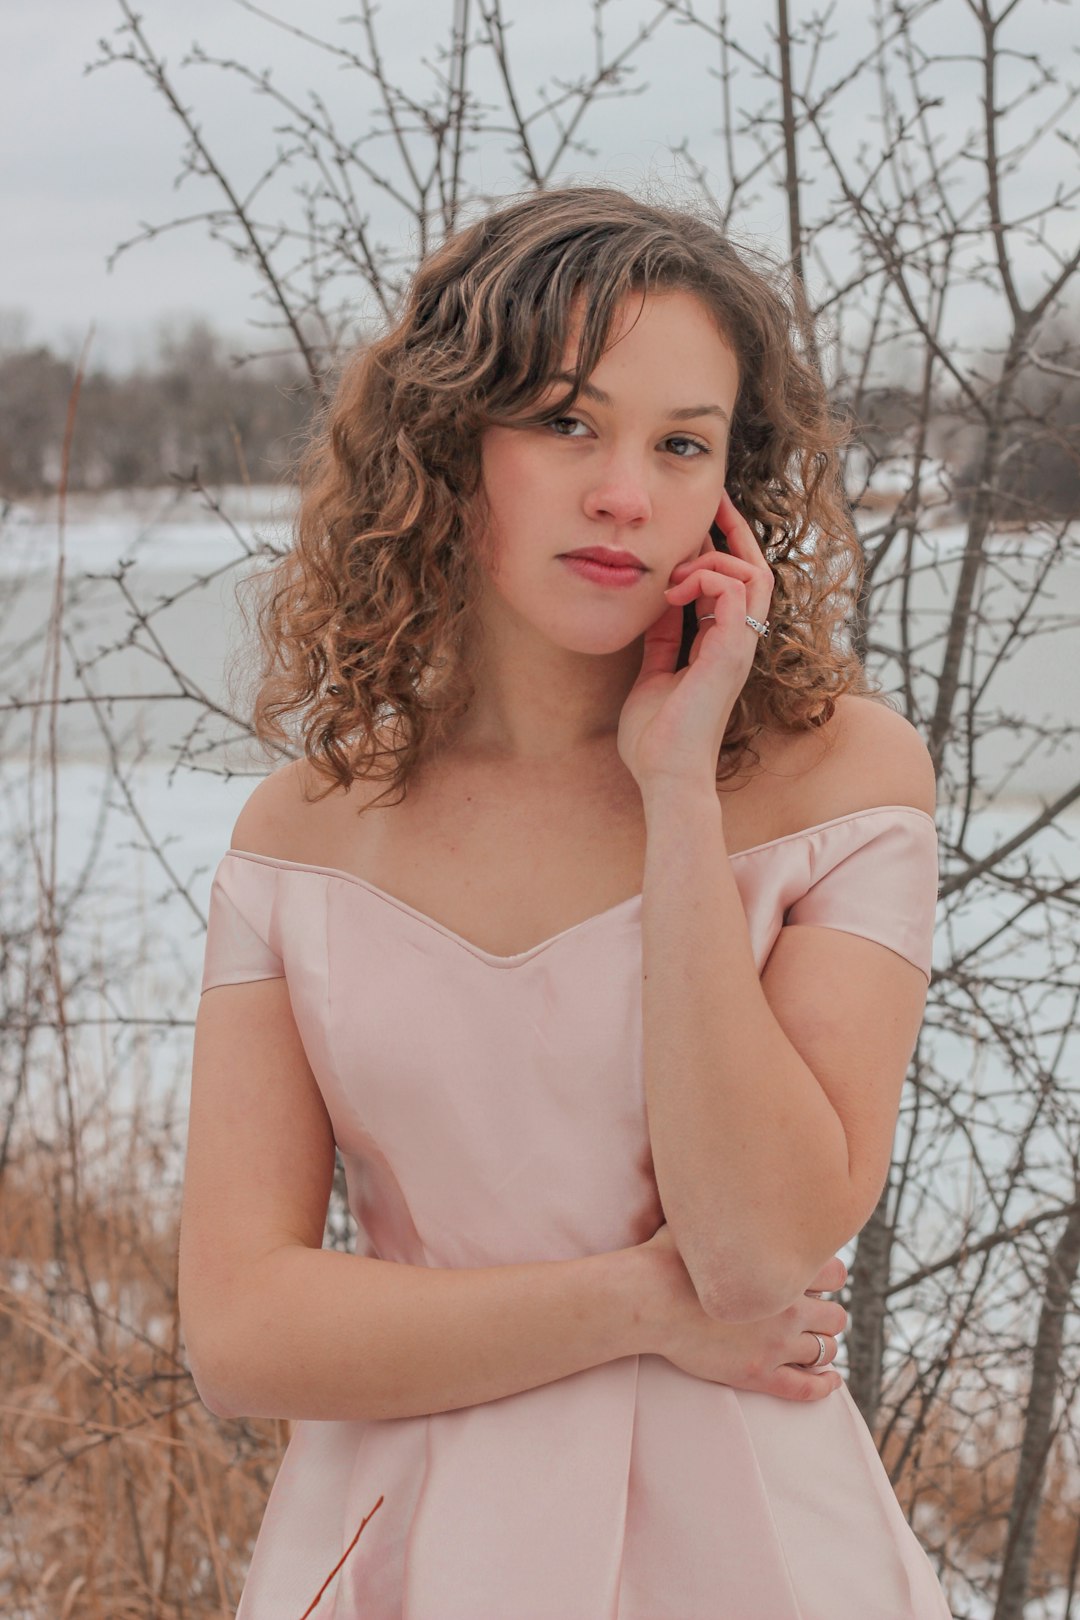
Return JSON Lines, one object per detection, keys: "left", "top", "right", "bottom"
{"left": 297, "top": 1494, "right": 385, "bottom": 1617}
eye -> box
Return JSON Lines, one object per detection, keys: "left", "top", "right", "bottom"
{"left": 665, "top": 435, "right": 709, "bottom": 458}
{"left": 543, "top": 418, "right": 710, "bottom": 456}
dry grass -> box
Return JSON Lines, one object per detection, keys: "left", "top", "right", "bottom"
{"left": 1, "top": 1135, "right": 293, "bottom": 1617}
{"left": 881, "top": 1398, "right": 1080, "bottom": 1608}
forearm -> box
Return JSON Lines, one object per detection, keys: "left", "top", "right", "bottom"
{"left": 198, "top": 1240, "right": 659, "bottom": 1423}
{"left": 640, "top": 778, "right": 851, "bottom": 1319}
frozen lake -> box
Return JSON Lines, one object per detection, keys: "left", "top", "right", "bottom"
{"left": 4, "top": 482, "right": 1078, "bottom": 795}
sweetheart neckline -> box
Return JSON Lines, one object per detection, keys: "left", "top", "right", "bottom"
{"left": 222, "top": 802, "right": 936, "bottom": 968}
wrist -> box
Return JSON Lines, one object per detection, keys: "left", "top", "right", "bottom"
{"left": 607, "top": 1241, "right": 675, "bottom": 1359}
{"left": 639, "top": 773, "right": 722, "bottom": 817}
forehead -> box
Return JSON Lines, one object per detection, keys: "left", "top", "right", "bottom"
{"left": 558, "top": 287, "right": 738, "bottom": 389}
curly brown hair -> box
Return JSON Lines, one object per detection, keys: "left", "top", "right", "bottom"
{"left": 235, "top": 183, "right": 873, "bottom": 808}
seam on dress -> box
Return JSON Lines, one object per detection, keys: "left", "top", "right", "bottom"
{"left": 609, "top": 1352, "right": 642, "bottom": 1620}
{"left": 400, "top": 1412, "right": 434, "bottom": 1619}
{"left": 321, "top": 872, "right": 437, "bottom": 1620}
{"left": 727, "top": 1392, "right": 807, "bottom": 1620}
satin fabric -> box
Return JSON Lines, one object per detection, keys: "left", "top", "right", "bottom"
{"left": 198, "top": 803, "right": 953, "bottom": 1619}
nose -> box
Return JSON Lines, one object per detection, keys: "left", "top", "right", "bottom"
{"left": 582, "top": 450, "right": 652, "bottom": 528}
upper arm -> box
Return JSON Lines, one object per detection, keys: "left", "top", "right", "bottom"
{"left": 759, "top": 698, "right": 938, "bottom": 1245}
{"left": 180, "top": 771, "right": 337, "bottom": 1414}
{"left": 760, "top": 921, "right": 929, "bottom": 1244}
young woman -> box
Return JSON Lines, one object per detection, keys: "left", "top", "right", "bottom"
{"left": 182, "top": 186, "right": 952, "bottom": 1618}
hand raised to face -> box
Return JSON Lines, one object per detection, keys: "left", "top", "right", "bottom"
{"left": 617, "top": 491, "right": 775, "bottom": 789}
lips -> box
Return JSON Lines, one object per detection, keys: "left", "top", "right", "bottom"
{"left": 558, "top": 553, "right": 647, "bottom": 589}
{"left": 559, "top": 547, "right": 646, "bottom": 570}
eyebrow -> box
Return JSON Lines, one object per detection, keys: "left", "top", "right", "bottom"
{"left": 549, "top": 372, "right": 730, "bottom": 425}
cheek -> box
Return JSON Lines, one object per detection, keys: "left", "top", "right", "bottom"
{"left": 479, "top": 435, "right": 557, "bottom": 543}
{"left": 475, "top": 442, "right": 510, "bottom": 553}
{"left": 653, "top": 485, "right": 716, "bottom": 553}
{"left": 480, "top": 436, "right": 528, "bottom": 527}
{"left": 475, "top": 447, "right": 531, "bottom": 586}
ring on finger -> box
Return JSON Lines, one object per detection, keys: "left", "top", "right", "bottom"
{"left": 697, "top": 611, "right": 771, "bottom": 638}
{"left": 801, "top": 1332, "right": 832, "bottom": 1369}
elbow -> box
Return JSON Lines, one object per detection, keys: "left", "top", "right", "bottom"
{"left": 696, "top": 1249, "right": 807, "bottom": 1325}
{"left": 181, "top": 1315, "right": 244, "bottom": 1421}
{"left": 192, "top": 1365, "right": 238, "bottom": 1421}
{"left": 700, "top": 1275, "right": 789, "bottom": 1325}
{"left": 670, "top": 1226, "right": 791, "bottom": 1324}
{"left": 700, "top": 1238, "right": 853, "bottom": 1323}
{"left": 676, "top": 1219, "right": 848, "bottom": 1324}
{"left": 185, "top": 1344, "right": 240, "bottom": 1420}
{"left": 669, "top": 1247, "right": 749, "bottom": 1324}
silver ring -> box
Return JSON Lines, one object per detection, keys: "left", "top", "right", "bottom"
{"left": 695, "top": 613, "right": 771, "bottom": 639}
{"left": 804, "top": 1332, "right": 829, "bottom": 1369}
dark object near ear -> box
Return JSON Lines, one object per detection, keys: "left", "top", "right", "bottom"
{"left": 675, "top": 524, "right": 725, "bottom": 670}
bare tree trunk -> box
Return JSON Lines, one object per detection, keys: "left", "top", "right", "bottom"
{"left": 993, "top": 1192, "right": 1080, "bottom": 1620}
{"left": 846, "top": 1180, "right": 893, "bottom": 1428}
{"left": 775, "top": 0, "right": 819, "bottom": 373}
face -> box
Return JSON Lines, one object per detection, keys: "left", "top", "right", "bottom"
{"left": 476, "top": 287, "right": 740, "bottom": 656}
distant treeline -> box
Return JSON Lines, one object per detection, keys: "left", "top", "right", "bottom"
{"left": 2, "top": 315, "right": 1078, "bottom": 521}
{"left": 0, "top": 318, "right": 313, "bottom": 496}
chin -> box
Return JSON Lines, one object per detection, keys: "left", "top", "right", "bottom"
{"left": 551, "top": 625, "right": 643, "bottom": 657}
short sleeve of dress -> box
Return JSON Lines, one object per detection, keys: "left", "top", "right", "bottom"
{"left": 200, "top": 852, "right": 286, "bottom": 995}
{"left": 783, "top": 808, "right": 939, "bottom": 981}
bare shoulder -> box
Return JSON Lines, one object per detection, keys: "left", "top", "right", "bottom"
{"left": 228, "top": 741, "right": 396, "bottom": 861}
{"left": 798, "top": 692, "right": 937, "bottom": 824}
{"left": 228, "top": 758, "right": 314, "bottom": 857}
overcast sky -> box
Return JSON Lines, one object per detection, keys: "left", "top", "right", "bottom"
{"left": 5, "top": 0, "right": 1075, "bottom": 370}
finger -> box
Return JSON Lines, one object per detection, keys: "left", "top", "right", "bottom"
{"left": 669, "top": 552, "right": 758, "bottom": 586}
{"left": 713, "top": 489, "right": 764, "bottom": 560}
{"left": 800, "top": 1329, "right": 838, "bottom": 1365}
{"left": 664, "top": 563, "right": 774, "bottom": 644}
{"left": 809, "top": 1301, "right": 848, "bottom": 1336}
{"left": 664, "top": 577, "right": 756, "bottom": 641}
{"left": 767, "top": 1366, "right": 843, "bottom": 1402}
{"left": 669, "top": 528, "right": 775, "bottom": 624}
{"left": 807, "top": 1256, "right": 848, "bottom": 1293}
{"left": 663, "top": 571, "right": 743, "bottom": 610}
{"left": 713, "top": 500, "right": 776, "bottom": 608}
{"left": 637, "top": 600, "right": 688, "bottom": 679}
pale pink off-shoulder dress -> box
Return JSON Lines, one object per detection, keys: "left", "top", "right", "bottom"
{"left": 198, "top": 802, "right": 953, "bottom": 1620}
